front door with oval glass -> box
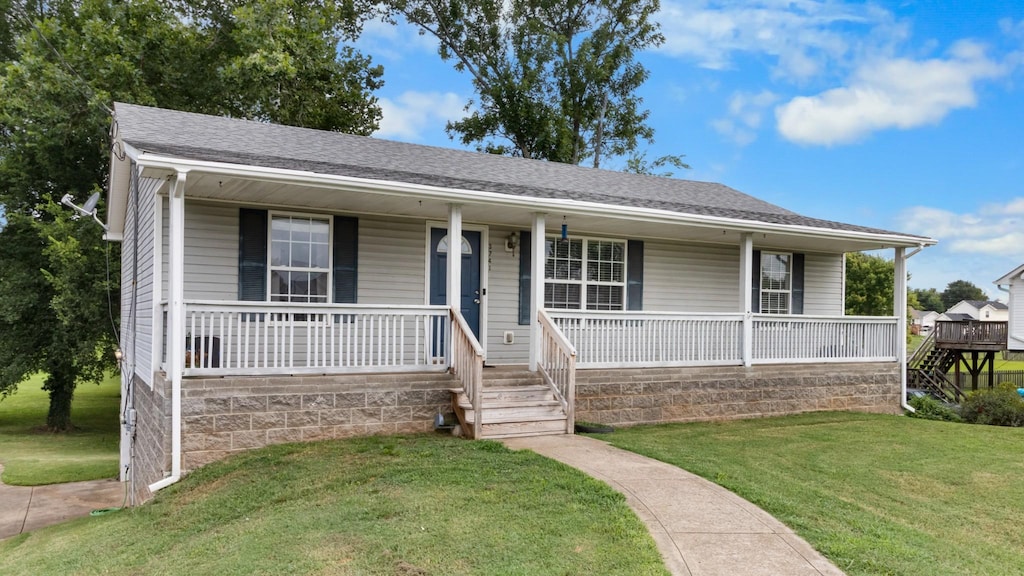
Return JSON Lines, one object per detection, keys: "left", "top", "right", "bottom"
{"left": 429, "top": 228, "right": 482, "bottom": 342}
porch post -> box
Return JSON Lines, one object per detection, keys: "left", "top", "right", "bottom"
{"left": 739, "top": 233, "right": 753, "bottom": 367}
{"left": 447, "top": 204, "right": 463, "bottom": 365}
{"left": 529, "top": 213, "right": 546, "bottom": 371}
{"left": 894, "top": 247, "right": 908, "bottom": 403}
{"left": 167, "top": 171, "right": 187, "bottom": 481}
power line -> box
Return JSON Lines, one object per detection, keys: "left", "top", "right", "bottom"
{"left": 7, "top": 3, "right": 113, "bottom": 116}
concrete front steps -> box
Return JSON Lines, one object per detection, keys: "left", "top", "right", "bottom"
{"left": 451, "top": 366, "right": 570, "bottom": 439}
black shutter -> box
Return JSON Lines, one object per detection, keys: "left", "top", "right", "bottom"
{"left": 333, "top": 216, "right": 358, "bottom": 303}
{"left": 791, "top": 253, "right": 805, "bottom": 314}
{"left": 238, "top": 208, "right": 267, "bottom": 301}
{"left": 626, "top": 240, "right": 643, "bottom": 310}
{"left": 750, "top": 249, "right": 761, "bottom": 313}
{"left": 518, "top": 230, "right": 531, "bottom": 325}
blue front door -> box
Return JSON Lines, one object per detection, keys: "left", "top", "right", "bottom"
{"left": 430, "top": 228, "right": 482, "bottom": 340}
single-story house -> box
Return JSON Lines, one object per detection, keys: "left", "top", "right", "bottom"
{"left": 106, "top": 103, "right": 936, "bottom": 503}
{"left": 910, "top": 308, "right": 940, "bottom": 334}
{"left": 995, "top": 265, "right": 1024, "bottom": 350}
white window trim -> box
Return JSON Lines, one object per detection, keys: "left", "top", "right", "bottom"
{"left": 760, "top": 251, "right": 792, "bottom": 315}
{"left": 544, "top": 235, "right": 627, "bottom": 311}
{"left": 267, "top": 210, "right": 334, "bottom": 304}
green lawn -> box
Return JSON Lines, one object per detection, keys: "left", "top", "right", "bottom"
{"left": 0, "top": 373, "right": 120, "bottom": 485}
{"left": 602, "top": 412, "right": 1024, "bottom": 576}
{"left": 0, "top": 435, "right": 667, "bottom": 576}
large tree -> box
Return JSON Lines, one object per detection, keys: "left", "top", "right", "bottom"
{"left": 940, "top": 280, "right": 987, "bottom": 310}
{"left": 0, "top": 0, "right": 383, "bottom": 430}
{"left": 910, "top": 287, "right": 944, "bottom": 313}
{"left": 390, "top": 0, "right": 663, "bottom": 167}
{"left": 845, "top": 252, "right": 894, "bottom": 317}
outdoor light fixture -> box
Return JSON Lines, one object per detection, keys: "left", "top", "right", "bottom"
{"left": 561, "top": 216, "right": 568, "bottom": 242}
{"left": 505, "top": 231, "right": 518, "bottom": 252}
{"left": 114, "top": 348, "right": 123, "bottom": 362}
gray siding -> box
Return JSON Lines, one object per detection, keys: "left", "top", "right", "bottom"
{"left": 644, "top": 241, "right": 740, "bottom": 313}
{"left": 121, "top": 175, "right": 162, "bottom": 386}
{"left": 357, "top": 217, "right": 425, "bottom": 305}
{"left": 803, "top": 253, "right": 844, "bottom": 315}
{"left": 485, "top": 226, "right": 530, "bottom": 364}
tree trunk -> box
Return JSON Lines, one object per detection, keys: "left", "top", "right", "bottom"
{"left": 43, "top": 360, "right": 77, "bottom": 432}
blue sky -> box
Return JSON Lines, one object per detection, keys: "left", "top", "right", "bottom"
{"left": 356, "top": 0, "right": 1024, "bottom": 299}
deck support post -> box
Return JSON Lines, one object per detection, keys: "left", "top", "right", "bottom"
{"left": 739, "top": 233, "right": 753, "bottom": 367}
{"left": 167, "top": 170, "right": 187, "bottom": 483}
{"left": 529, "top": 213, "right": 546, "bottom": 371}
{"left": 447, "top": 204, "right": 463, "bottom": 367}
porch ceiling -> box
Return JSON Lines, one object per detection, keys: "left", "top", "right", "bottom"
{"left": 157, "top": 170, "right": 924, "bottom": 255}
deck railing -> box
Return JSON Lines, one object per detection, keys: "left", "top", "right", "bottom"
{"left": 548, "top": 311, "right": 744, "bottom": 367}
{"left": 548, "top": 311, "right": 898, "bottom": 367}
{"left": 450, "top": 308, "right": 484, "bottom": 439}
{"left": 163, "top": 301, "right": 450, "bottom": 376}
{"left": 538, "top": 309, "right": 576, "bottom": 433}
{"left": 935, "top": 320, "right": 1008, "bottom": 347}
{"left": 751, "top": 315, "right": 899, "bottom": 363}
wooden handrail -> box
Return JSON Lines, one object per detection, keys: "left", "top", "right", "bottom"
{"left": 538, "top": 309, "right": 577, "bottom": 433}
{"left": 450, "top": 308, "right": 484, "bottom": 439}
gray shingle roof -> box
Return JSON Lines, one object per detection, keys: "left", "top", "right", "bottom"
{"left": 113, "top": 103, "right": 926, "bottom": 239}
{"left": 965, "top": 300, "right": 1008, "bottom": 310}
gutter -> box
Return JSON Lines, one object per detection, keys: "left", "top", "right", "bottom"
{"left": 126, "top": 147, "right": 937, "bottom": 250}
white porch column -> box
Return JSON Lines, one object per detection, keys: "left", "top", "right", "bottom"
{"left": 167, "top": 171, "right": 187, "bottom": 481}
{"left": 739, "top": 233, "right": 754, "bottom": 367}
{"left": 529, "top": 213, "right": 546, "bottom": 371}
{"left": 894, "top": 247, "right": 909, "bottom": 406}
{"left": 447, "top": 204, "right": 463, "bottom": 365}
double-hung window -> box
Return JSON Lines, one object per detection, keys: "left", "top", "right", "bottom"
{"left": 544, "top": 237, "right": 626, "bottom": 310}
{"left": 270, "top": 214, "right": 331, "bottom": 303}
{"left": 759, "top": 252, "right": 791, "bottom": 314}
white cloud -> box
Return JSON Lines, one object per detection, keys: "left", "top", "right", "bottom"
{"left": 899, "top": 198, "right": 1024, "bottom": 256}
{"left": 775, "top": 41, "right": 1007, "bottom": 146}
{"left": 376, "top": 91, "right": 466, "bottom": 140}
{"left": 657, "top": 0, "right": 906, "bottom": 80}
{"left": 712, "top": 90, "right": 779, "bottom": 145}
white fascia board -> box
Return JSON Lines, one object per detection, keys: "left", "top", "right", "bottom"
{"left": 133, "top": 151, "right": 937, "bottom": 249}
{"left": 995, "top": 263, "right": 1024, "bottom": 286}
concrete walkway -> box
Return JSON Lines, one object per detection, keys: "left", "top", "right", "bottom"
{"left": 0, "top": 464, "right": 126, "bottom": 540}
{"left": 503, "top": 435, "right": 844, "bottom": 576}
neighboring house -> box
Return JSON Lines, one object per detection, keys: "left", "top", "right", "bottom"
{"left": 106, "top": 103, "right": 936, "bottom": 502}
{"left": 910, "top": 308, "right": 940, "bottom": 333}
{"left": 996, "top": 265, "right": 1024, "bottom": 351}
{"left": 940, "top": 300, "right": 1009, "bottom": 322}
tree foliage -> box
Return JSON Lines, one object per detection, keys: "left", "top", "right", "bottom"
{"left": 910, "top": 287, "right": 944, "bottom": 313}
{"left": 940, "top": 279, "right": 987, "bottom": 310}
{"left": 845, "top": 252, "right": 894, "bottom": 316}
{"left": 0, "top": 0, "right": 383, "bottom": 429}
{"left": 391, "top": 0, "right": 663, "bottom": 167}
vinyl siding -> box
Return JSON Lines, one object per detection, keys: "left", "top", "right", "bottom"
{"left": 121, "top": 175, "right": 162, "bottom": 386}
{"left": 644, "top": 241, "right": 740, "bottom": 312}
{"left": 161, "top": 200, "right": 239, "bottom": 301}
{"left": 803, "top": 253, "right": 844, "bottom": 315}
{"left": 1011, "top": 283, "right": 1024, "bottom": 348}
{"left": 485, "top": 226, "right": 530, "bottom": 364}
{"left": 357, "top": 217, "right": 425, "bottom": 305}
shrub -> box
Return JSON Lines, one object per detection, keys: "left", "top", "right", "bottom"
{"left": 960, "top": 383, "right": 1024, "bottom": 427}
{"left": 907, "top": 394, "right": 962, "bottom": 422}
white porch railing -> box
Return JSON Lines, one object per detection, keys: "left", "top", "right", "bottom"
{"left": 549, "top": 311, "right": 744, "bottom": 368}
{"left": 549, "top": 311, "right": 898, "bottom": 368}
{"left": 450, "top": 308, "right": 484, "bottom": 439}
{"left": 163, "top": 301, "right": 451, "bottom": 376}
{"left": 538, "top": 309, "right": 576, "bottom": 433}
{"left": 751, "top": 314, "right": 898, "bottom": 363}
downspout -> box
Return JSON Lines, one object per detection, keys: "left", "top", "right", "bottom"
{"left": 900, "top": 245, "right": 925, "bottom": 413}
{"left": 149, "top": 171, "right": 187, "bottom": 493}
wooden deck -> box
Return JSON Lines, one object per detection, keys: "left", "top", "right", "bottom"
{"left": 934, "top": 320, "right": 1007, "bottom": 351}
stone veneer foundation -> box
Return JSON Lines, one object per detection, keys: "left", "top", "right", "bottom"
{"left": 129, "top": 362, "right": 899, "bottom": 502}
{"left": 574, "top": 362, "right": 901, "bottom": 426}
